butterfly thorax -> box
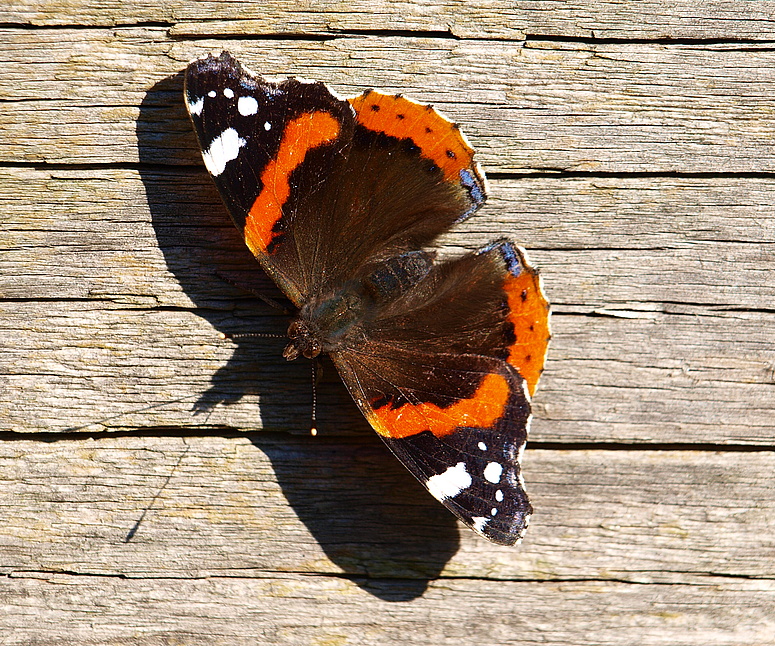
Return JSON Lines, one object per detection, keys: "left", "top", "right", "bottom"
{"left": 283, "top": 251, "right": 436, "bottom": 361}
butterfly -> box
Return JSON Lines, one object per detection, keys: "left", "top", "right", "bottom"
{"left": 184, "top": 51, "right": 550, "bottom": 545}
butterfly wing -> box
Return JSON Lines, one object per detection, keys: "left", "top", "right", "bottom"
{"left": 184, "top": 52, "right": 486, "bottom": 304}
{"left": 185, "top": 53, "right": 551, "bottom": 545}
{"left": 332, "top": 242, "right": 550, "bottom": 545}
{"left": 184, "top": 52, "right": 355, "bottom": 303}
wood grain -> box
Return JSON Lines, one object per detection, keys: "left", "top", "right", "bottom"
{"left": 1, "top": 3, "right": 774, "bottom": 643}
{"left": 3, "top": 168, "right": 774, "bottom": 442}
{"left": 3, "top": 574, "right": 772, "bottom": 646}
{"left": 2, "top": 436, "right": 773, "bottom": 582}
{"left": 3, "top": 30, "right": 775, "bottom": 174}
{"left": 6, "top": 0, "right": 775, "bottom": 40}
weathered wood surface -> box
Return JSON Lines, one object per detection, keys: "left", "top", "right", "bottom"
{"left": 3, "top": 168, "right": 775, "bottom": 442}
{"left": 6, "top": 0, "right": 775, "bottom": 40}
{"left": 5, "top": 30, "right": 775, "bottom": 175}
{"left": 4, "top": 574, "right": 772, "bottom": 646}
{"left": 2, "top": 436, "right": 773, "bottom": 581}
{"left": 1, "top": 2, "right": 774, "bottom": 644}
{"left": 1, "top": 436, "right": 774, "bottom": 643}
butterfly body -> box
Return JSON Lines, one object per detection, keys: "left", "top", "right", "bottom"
{"left": 185, "top": 52, "right": 550, "bottom": 545}
{"left": 284, "top": 286, "right": 365, "bottom": 360}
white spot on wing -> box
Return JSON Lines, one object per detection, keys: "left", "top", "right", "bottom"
{"left": 426, "top": 462, "right": 472, "bottom": 501}
{"left": 202, "top": 128, "right": 246, "bottom": 177}
{"left": 477, "top": 441, "right": 487, "bottom": 451}
{"left": 495, "top": 489, "right": 504, "bottom": 502}
{"left": 208, "top": 90, "right": 216, "bottom": 98}
{"left": 238, "top": 95, "right": 259, "bottom": 116}
{"left": 264, "top": 121, "right": 272, "bottom": 131}
{"left": 483, "top": 462, "right": 503, "bottom": 484}
{"left": 471, "top": 517, "right": 489, "bottom": 533}
{"left": 188, "top": 97, "right": 204, "bottom": 116}
{"left": 223, "top": 88, "right": 234, "bottom": 98}
{"left": 491, "top": 508, "right": 498, "bottom": 516}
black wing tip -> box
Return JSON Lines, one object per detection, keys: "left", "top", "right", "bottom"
{"left": 185, "top": 50, "right": 268, "bottom": 90}
{"left": 185, "top": 50, "right": 244, "bottom": 100}
{"left": 468, "top": 505, "right": 532, "bottom": 546}
{"left": 186, "top": 50, "right": 236, "bottom": 78}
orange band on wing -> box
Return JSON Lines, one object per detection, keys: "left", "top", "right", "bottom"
{"left": 245, "top": 111, "right": 341, "bottom": 255}
{"left": 503, "top": 271, "right": 550, "bottom": 396}
{"left": 367, "top": 372, "right": 510, "bottom": 439}
{"left": 349, "top": 92, "right": 474, "bottom": 183}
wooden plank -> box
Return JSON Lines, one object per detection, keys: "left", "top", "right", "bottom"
{"left": 4, "top": 30, "right": 775, "bottom": 173}
{"left": 4, "top": 168, "right": 775, "bottom": 308}
{"left": 3, "top": 168, "right": 773, "bottom": 442}
{"left": 2, "top": 573, "right": 773, "bottom": 646}
{"left": 1, "top": 2, "right": 774, "bottom": 643}
{"left": 3, "top": 302, "right": 774, "bottom": 443}
{"left": 5, "top": 0, "right": 775, "bottom": 40}
{"left": 1, "top": 436, "right": 773, "bottom": 582}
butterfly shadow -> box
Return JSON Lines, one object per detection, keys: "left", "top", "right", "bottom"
{"left": 136, "top": 73, "right": 460, "bottom": 601}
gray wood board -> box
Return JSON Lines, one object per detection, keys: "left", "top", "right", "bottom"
{"left": 1, "top": 436, "right": 773, "bottom": 644}
{"left": 3, "top": 30, "right": 775, "bottom": 174}
{"left": 5, "top": 0, "right": 775, "bottom": 40}
{"left": 1, "top": 435, "right": 772, "bottom": 582}
{"left": 3, "top": 573, "right": 773, "bottom": 646}
{"left": 1, "top": 8, "right": 774, "bottom": 645}
{"left": 2, "top": 169, "right": 773, "bottom": 442}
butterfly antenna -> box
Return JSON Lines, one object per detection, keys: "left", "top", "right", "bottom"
{"left": 310, "top": 359, "right": 320, "bottom": 436}
{"left": 220, "top": 332, "right": 286, "bottom": 340}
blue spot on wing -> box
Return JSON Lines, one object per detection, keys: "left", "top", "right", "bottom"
{"left": 477, "top": 240, "right": 523, "bottom": 276}
{"left": 457, "top": 168, "right": 486, "bottom": 222}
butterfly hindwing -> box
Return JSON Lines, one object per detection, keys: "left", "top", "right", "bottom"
{"left": 477, "top": 241, "right": 550, "bottom": 396}
{"left": 331, "top": 242, "right": 549, "bottom": 545}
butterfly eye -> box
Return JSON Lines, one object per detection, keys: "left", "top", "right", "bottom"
{"left": 303, "top": 339, "right": 322, "bottom": 359}
{"left": 287, "top": 320, "right": 303, "bottom": 338}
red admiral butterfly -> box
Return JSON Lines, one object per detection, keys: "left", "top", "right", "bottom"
{"left": 184, "top": 52, "right": 550, "bottom": 545}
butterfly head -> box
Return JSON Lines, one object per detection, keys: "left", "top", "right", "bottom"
{"left": 283, "top": 288, "right": 368, "bottom": 362}
{"left": 283, "top": 319, "right": 322, "bottom": 361}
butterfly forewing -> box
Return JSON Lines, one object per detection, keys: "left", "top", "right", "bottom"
{"left": 185, "top": 52, "right": 487, "bottom": 302}
{"left": 333, "top": 348, "right": 532, "bottom": 545}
